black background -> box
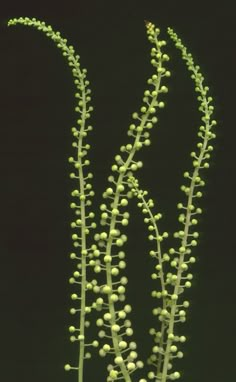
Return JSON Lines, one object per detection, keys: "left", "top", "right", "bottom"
{"left": 0, "top": 1, "right": 235, "bottom": 382}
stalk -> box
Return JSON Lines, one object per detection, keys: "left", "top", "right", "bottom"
{"left": 7, "top": 17, "right": 96, "bottom": 382}
{"left": 93, "top": 22, "right": 170, "bottom": 382}
{"left": 158, "top": 28, "right": 217, "bottom": 382}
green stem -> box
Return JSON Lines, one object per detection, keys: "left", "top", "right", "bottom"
{"left": 161, "top": 126, "right": 210, "bottom": 382}
{"left": 77, "top": 71, "right": 90, "bottom": 382}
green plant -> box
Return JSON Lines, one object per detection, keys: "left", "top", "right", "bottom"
{"left": 7, "top": 17, "right": 217, "bottom": 382}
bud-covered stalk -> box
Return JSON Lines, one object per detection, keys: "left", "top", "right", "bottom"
{"left": 92, "top": 22, "right": 170, "bottom": 382}
{"left": 145, "top": 29, "right": 217, "bottom": 382}
{"left": 8, "top": 17, "right": 97, "bottom": 382}
{"left": 128, "top": 175, "right": 171, "bottom": 379}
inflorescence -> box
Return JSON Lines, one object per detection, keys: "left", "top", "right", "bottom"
{"left": 7, "top": 17, "right": 217, "bottom": 382}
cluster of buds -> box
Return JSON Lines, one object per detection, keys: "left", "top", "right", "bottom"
{"left": 8, "top": 16, "right": 218, "bottom": 382}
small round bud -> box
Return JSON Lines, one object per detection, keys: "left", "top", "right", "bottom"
{"left": 112, "top": 324, "right": 120, "bottom": 332}
{"left": 96, "top": 318, "right": 103, "bottom": 327}
{"left": 106, "top": 187, "right": 113, "bottom": 195}
{"left": 110, "top": 370, "right": 118, "bottom": 378}
{"left": 148, "top": 371, "right": 155, "bottom": 379}
{"left": 103, "top": 344, "right": 110, "bottom": 352}
{"left": 117, "top": 184, "right": 125, "bottom": 192}
{"left": 110, "top": 229, "right": 119, "bottom": 237}
{"left": 100, "top": 232, "right": 108, "bottom": 240}
{"left": 181, "top": 263, "right": 188, "bottom": 270}
{"left": 127, "top": 362, "right": 136, "bottom": 371}
{"left": 126, "top": 328, "right": 133, "bottom": 336}
{"left": 114, "top": 356, "right": 123, "bottom": 365}
{"left": 124, "top": 304, "right": 132, "bottom": 313}
{"left": 118, "top": 310, "right": 126, "bottom": 319}
{"left": 116, "top": 238, "right": 123, "bottom": 247}
{"left": 111, "top": 267, "right": 119, "bottom": 276}
{"left": 120, "top": 198, "right": 128, "bottom": 206}
{"left": 103, "top": 312, "right": 112, "bottom": 321}
{"left": 111, "top": 208, "right": 119, "bottom": 216}
{"left": 103, "top": 285, "right": 112, "bottom": 294}
{"left": 172, "top": 371, "right": 180, "bottom": 379}
{"left": 104, "top": 255, "right": 112, "bottom": 263}
{"left": 119, "top": 341, "right": 127, "bottom": 349}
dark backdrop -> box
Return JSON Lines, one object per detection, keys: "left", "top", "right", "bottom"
{"left": 0, "top": 1, "right": 234, "bottom": 382}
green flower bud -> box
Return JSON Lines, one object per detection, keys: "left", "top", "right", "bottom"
{"left": 111, "top": 267, "right": 119, "bottom": 276}
{"left": 100, "top": 232, "right": 108, "bottom": 240}
{"left": 110, "top": 293, "right": 119, "bottom": 302}
{"left": 127, "top": 362, "right": 135, "bottom": 370}
{"left": 103, "top": 312, "right": 112, "bottom": 321}
{"left": 126, "top": 328, "right": 133, "bottom": 336}
{"left": 124, "top": 304, "right": 132, "bottom": 313}
{"left": 110, "top": 229, "right": 119, "bottom": 237}
{"left": 118, "top": 340, "right": 127, "bottom": 349}
{"left": 103, "top": 343, "right": 111, "bottom": 352}
{"left": 172, "top": 371, "right": 180, "bottom": 379}
{"left": 110, "top": 370, "right": 118, "bottom": 378}
{"left": 111, "top": 208, "right": 119, "bottom": 216}
{"left": 121, "top": 218, "right": 129, "bottom": 226}
{"left": 120, "top": 198, "right": 128, "bottom": 206}
{"left": 103, "top": 285, "right": 112, "bottom": 294}
{"left": 118, "top": 310, "right": 126, "bottom": 319}
{"left": 114, "top": 356, "right": 123, "bottom": 365}
{"left": 112, "top": 324, "right": 120, "bottom": 332}
{"left": 96, "top": 318, "right": 103, "bottom": 327}
{"left": 104, "top": 255, "right": 112, "bottom": 263}
{"left": 106, "top": 187, "right": 113, "bottom": 195}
